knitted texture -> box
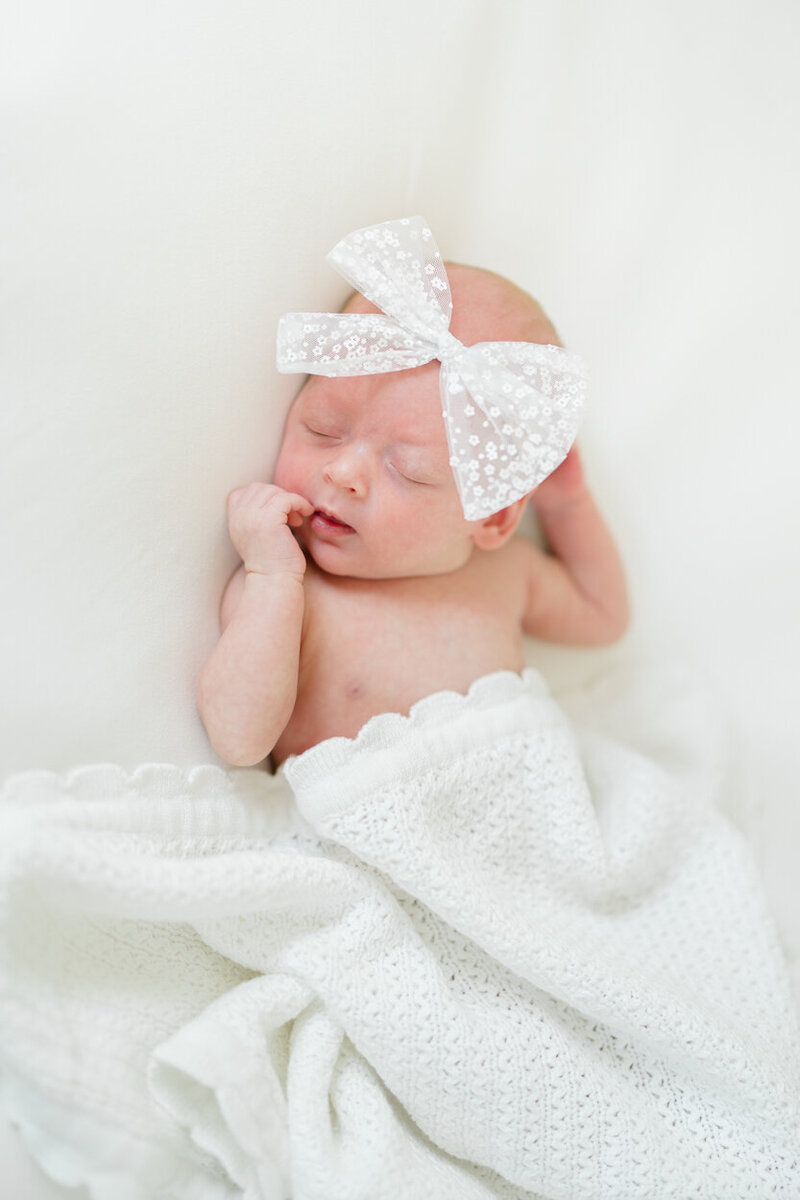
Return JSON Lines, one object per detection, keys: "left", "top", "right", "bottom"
{"left": 1, "top": 670, "right": 798, "bottom": 1198}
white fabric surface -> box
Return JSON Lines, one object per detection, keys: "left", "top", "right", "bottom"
{"left": 2, "top": 669, "right": 798, "bottom": 1198}
{"left": 2, "top": 0, "right": 799, "bottom": 1193}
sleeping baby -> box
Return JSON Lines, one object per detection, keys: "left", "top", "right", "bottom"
{"left": 198, "top": 216, "right": 628, "bottom": 767}
{"left": 2, "top": 218, "right": 797, "bottom": 1199}
{"left": 187, "top": 218, "right": 800, "bottom": 1197}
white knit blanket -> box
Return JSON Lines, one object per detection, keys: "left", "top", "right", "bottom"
{"left": 1, "top": 669, "right": 799, "bottom": 1199}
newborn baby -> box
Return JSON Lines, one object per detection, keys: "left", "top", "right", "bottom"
{"left": 198, "top": 220, "right": 628, "bottom": 766}
{"left": 7, "top": 220, "right": 799, "bottom": 1199}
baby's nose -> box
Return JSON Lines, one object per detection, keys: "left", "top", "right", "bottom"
{"left": 323, "top": 447, "right": 368, "bottom": 495}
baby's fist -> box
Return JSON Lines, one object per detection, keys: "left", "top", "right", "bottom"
{"left": 530, "top": 446, "right": 586, "bottom": 514}
{"left": 226, "top": 483, "right": 313, "bottom": 580}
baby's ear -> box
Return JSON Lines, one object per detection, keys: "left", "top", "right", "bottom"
{"left": 470, "top": 495, "right": 529, "bottom": 551}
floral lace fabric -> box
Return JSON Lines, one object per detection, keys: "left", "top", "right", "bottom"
{"left": 277, "top": 217, "right": 587, "bottom": 520}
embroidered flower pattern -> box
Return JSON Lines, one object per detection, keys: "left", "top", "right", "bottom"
{"left": 277, "top": 217, "right": 586, "bottom": 519}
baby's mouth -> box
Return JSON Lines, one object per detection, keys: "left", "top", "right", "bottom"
{"left": 309, "top": 508, "right": 355, "bottom": 537}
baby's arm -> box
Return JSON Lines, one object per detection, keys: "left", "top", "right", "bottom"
{"left": 522, "top": 448, "right": 629, "bottom": 645}
{"left": 197, "top": 484, "right": 312, "bottom": 766}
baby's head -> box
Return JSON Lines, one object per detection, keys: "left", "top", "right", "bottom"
{"left": 273, "top": 263, "right": 561, "bottom": 580}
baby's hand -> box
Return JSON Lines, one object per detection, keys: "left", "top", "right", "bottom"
{"left": 530, "top": 446, "right": 586, "bottom": 514}
{"left": 226, "top": 483, "right": 313, "bottom": 581}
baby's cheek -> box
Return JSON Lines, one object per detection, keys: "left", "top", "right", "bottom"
{"left": 272, "top": 444, "right": 299, "bottom": 492}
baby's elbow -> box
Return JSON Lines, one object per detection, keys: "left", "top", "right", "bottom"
{"left": 205, "top": 723, "right": 272, "bottom": 768}
{"left": 217, "top": 743, "right": 270, "bottom": 768}
{"left": 196, "top": 677, "right": 273, "bottom": 767}
{"left": 592, "top": 598, "right": 631, "bottom": 646}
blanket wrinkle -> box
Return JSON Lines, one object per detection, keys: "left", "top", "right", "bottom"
{"left": 1, "top": 668, "right": 799, "bottom": 1199}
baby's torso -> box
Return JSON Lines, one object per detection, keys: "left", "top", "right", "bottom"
{"left": 271, "top": 539, "right": 530, "bottom": 765}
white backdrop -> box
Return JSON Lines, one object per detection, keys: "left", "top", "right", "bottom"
{"left": 2, "top": 2, "right": 798, "bottom": 1193}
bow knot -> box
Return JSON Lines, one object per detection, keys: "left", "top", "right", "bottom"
{"left": 434, "top": 330, "right": 465, "bottom": 364}
{"left": 277, "top": 217, "right": 586, "bottom": 520}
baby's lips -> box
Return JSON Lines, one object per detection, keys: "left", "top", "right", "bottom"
{"left": 310, "top": 507, "right": 356, "bottom": 536}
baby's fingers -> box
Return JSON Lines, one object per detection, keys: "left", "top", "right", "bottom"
{"left": 226, "top": 485, "right": 247, "bottom": 515}
{"left": 226, "top": 483, "right": 311, "bottom": 523}
{"left": 282, "top": 492, "right": 314, "bottom": 524}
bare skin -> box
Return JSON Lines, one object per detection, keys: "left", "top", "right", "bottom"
{"left": 197, "top": 267, "right": 629, "bottom": 767}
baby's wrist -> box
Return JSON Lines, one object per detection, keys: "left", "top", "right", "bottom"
{"left": 244, "top": 563, "right": 306, "bottom": 588}
{"left": 532, "top": 483, "right": 590, "bottom": 520}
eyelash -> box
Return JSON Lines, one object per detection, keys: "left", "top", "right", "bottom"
{"left": 391, "top": 462, "right": 428, "bottom": 486}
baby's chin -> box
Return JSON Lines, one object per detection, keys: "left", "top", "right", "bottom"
{"left": 304, "top": 544, "right": 397, "bottom": 580}
{"left": 305, "top": 538, "right": 474, "bottom": 581}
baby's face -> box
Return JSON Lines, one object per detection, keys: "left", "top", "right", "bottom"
{"left": 273, "top": 365, "right": 479, "bottom": 579}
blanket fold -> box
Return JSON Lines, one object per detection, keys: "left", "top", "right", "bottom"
{"left": 1, "top": 670, "right": 798, "bottom": 1199}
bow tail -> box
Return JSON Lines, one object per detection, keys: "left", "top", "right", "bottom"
{"left": 439, "top": 365, "right": 529, "bottom": 521}
{"left": 441, "top": 358, "right": 584, "bottom": 522}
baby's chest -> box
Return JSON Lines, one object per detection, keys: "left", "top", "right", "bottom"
{"left": 304, "top": 578, "right": 488, "bottom": 690}
{"left": 289, "top": 566, "right": 526, "bottom": 743}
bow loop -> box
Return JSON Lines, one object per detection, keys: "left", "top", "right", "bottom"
{"left": 327, "top": 216, "right": 452, "bottom": 345}
{"left": 276, "top": 217, "right": 586, "bottom": 519}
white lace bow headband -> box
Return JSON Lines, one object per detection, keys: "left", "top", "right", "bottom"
{"left": 276, "top": 216, "right": 586, "bottom": 520}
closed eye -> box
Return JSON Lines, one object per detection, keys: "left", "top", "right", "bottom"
{"left": 303, "top": 424, "right": 336, "bottom": 439}
{"left": 389, "top": 461, "right": 433, "bottom": 486}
